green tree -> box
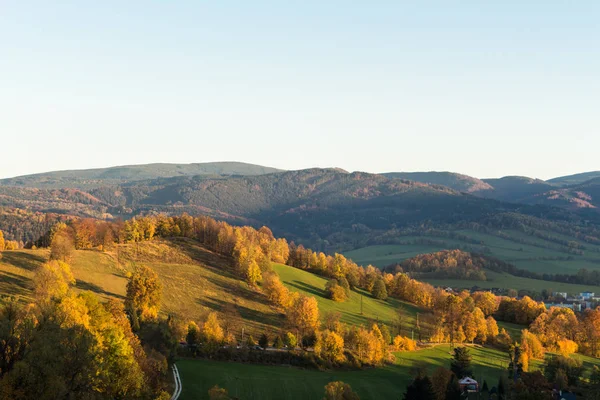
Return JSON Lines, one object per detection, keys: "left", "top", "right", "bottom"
{"left": 450, "top": 347, "right": 472, "bottom": 378}
{"left": 284, "top": 332, "right": 297, "bottom": 350}
{"left": 445, "top": 375, "right": 462, "bottom": 400}
{"left": 371, "top": 279, "right": 388, "bottom": 300}
{"left": 259, "top": 333, "right": 269, "bottom": 349}
{"left": 403, "top": 375, "right": 435, "bottom": 400}
{"left": 273, "top": 335, "right": 284, "bottom": 349}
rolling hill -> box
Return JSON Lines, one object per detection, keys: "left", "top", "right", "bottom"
{"left": 548, "top": 171, "right": 600, "bottom": 186}
{"left": 382, "top": 171, "right": 493, "bottom": 193}
{"left": 0, "top": 162, "right": 282, "bottom": 189}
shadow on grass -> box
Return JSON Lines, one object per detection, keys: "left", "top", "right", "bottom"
{"left": 0, "top": 270, "right": 33, "bottom": 298}
{"left": 287, "top": 281, "right": 325, "bottom": 298}
{"left": 196, "top": 297, "right": 284, "bottom": 332}
{"left": 1, "top": 251, "right": 46, "bottom": 272}
{"left": 75, "top": 280, "right": 125, "bottom": 299}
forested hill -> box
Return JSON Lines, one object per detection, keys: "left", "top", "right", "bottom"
{"left": 3, "top": 168, "right": 600, "bottom": 254}
{"left": 382, "top": 171, "right": 493, "bottom": 194}
{"left": 0, "top": 161, "right": 282, "bottom": 188}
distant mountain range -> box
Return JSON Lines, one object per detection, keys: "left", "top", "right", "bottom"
{"left": 0, "top": 162, "right": 282, "bottom": 188}
{"left": 2, "top": 164, "right": 600, "bottom": 252}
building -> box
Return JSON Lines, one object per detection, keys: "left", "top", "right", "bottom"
{"left": 553, "top": 292, "right": 568, "bottom": 299}
{"left": 580, "top": 292, "right": 595, "bottom": 300}
{"left": 458, "top": 377, "right": 479, "bottom": 393}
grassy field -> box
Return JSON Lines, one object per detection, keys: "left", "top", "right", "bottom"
{"left": 343, "top": 230, "right": 600, "bottom": 276}
{"left": 343, "top": 230, "right": 600, "bottom": 293}
{"left": 272, "top": 263, "right": 423, "bottom": 332}
{"left": 177, "top": 344, "right": 511, "bottom": 400}
{"left": 422, "top": 270, "right": 600, "bottom": 294}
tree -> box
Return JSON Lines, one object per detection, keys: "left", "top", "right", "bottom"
{"left": 273, "top": 335, "right": 284, "bottom": 349}
{"left": 287, "top": 295, "right": 320, "bottom": 338}
{"left": 49, "top": 227, "right": 74, "bottom": 262}
{"left": 325, "top": 280, "right": 347, "bottom": 302}
{"left": 323, "top": 381, "right": 360, "bottom": 400}
{"left": 544, "top": 355, "right": 583, "bottom": 387}
{"left": 259, "top": 333, "right": 269, "bottom": 349}
{"left": 403, "top": 375, "right": 435, "bottom": 400}
{"left": 0, "top": 230, "right": 5, "bottom": 252}
{"left": 450, "top": 347, "right": 472, "bottom": 378}
{"left": 431, "top": 367, "right": 453, "bottom": 400}
{"left": 125, "top": 265, "right": 163, "bottom": 324}
{"left": 284, "top": 332, "right": 297, "bottom": 350}
{"left": 316, "top": 330, "right": 345, "bottom": 364}
{"left": 371, "top": 279, "right": 388, "bottom": 300}
{"left": 508, "top": 345, "right": 524, "bottom": 381}
{"left": 263, "top": 272, "right": 290, "bottom": 308}
{"left": 33, "top": 260, "right": 75, "bottom": 304}
{"left": 203, "top": 312, "right": 224, "bottom": 343}
{"left": 186, "top": 321, "right": 201, "bottom": 347}
{"left": 472, "top": 291, "right": 498, "bottom": 316}
{"left": 246, "top": 335, "right": 256, "bottom": 347}
{"left": 208, "top": 385, "right": 230, "bottom": 400}
{"left": 445, "top": 375, "right": 462, "bottom": 400}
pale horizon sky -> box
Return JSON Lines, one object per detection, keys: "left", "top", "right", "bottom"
{"left": 1, "top": 1, "right": 598, "bottom": 180}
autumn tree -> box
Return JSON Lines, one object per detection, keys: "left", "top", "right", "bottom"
{"left": 472, "top": 291, "right": 498, "bottom": 316}
{"left": 325, "top": 279, "right": 347, "bottom": 302}
{"left": 208, "top": 385, "right": 231, "bottom": 400}
{"left": 262, "top": 272, "right": 290, "bottom": 308}
{"left": 323, "top": 381, "right": 360, "bottom": 400}
{"left": 287, "top": 295, "right": 320, "bottom": 338}
{"left": 49, "top": 224, "right": 75, "bottom": 262}
{"left": 0, "top": 230, "right": 5, "bottom": 252}
{"left": 126, "top": 265, "right": 163, "bottom": 326}
{"left": 316, "top": 330, "right": 346, "bottom": 364}
{"left": 33, "top": 260, "right": 75, "bottom": 304}
{"left": 204, "top": 312, "right": 224, "bottom": 343}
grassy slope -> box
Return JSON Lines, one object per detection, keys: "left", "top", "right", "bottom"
{"left": 0, "top": 241, "right": 282, "bottom": 336}
{"left": 272, "top": 263, "right": 423, "bottom": 332}
{"left": 177, "top": 345, "right": 511, "bottom": 400}
{"left": 343, "top": 230, "right": 600, "bottom": 293}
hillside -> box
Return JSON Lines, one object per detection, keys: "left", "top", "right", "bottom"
{"left": 479, "top": 176, "right": 555, "bottom": 202}
{"left": 0, "top": 162, "right": 282, "bottom": 189}
{"left": 383, "top": 171, "right": 493, "bottom": 193}
{"left": 0, "top": 239, "right": 426, "bottom": 337}
{"left": 548, "top": 171, "right": 600, "bottom": 186}
{"left": 0, "top": 241, "right": 283, "bottom": 336}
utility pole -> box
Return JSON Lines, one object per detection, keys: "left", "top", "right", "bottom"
{"left": 360, "top": 294, "right": 363, "bottom": 315}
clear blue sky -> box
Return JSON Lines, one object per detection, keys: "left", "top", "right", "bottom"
{"left": 1, "top": 1, "right": 598, "bottom": 180}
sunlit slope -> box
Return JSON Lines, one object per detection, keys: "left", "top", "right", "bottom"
{"left": 0, "top": 240, "right": 283, "bottom": 336}
{"left": 272, "top": 263, "right": 423, "bottom": 333}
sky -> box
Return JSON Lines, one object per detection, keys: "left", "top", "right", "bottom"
{"left": 1, "top": 1, "right": 598, "bottom": 180}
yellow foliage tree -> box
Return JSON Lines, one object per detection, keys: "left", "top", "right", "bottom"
{"left": 316, "top": 330, "right": 346, "bottom": 363}
{"left": 287, "top": 295, "right": 320, "bottom": 338}
{"left": 33, "top": 260, "right": 75, "bottom": 304}
{"left": 203, "top": 312, "right": 224, "bottom": 343}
